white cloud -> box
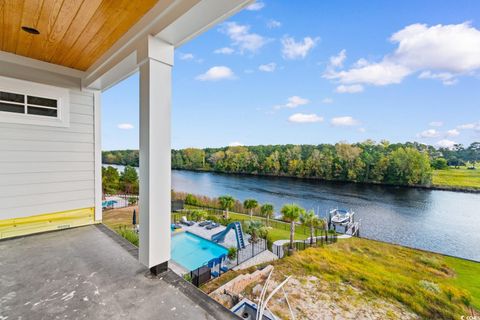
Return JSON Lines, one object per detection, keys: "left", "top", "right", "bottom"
{"left": 267, "top": 19, "right": 281, "bottom": 29}
{"left": 196, "top": 66, "right": 235, "bottom": 81}
{"left": 259, "top": 62, "right": 276, "bottom": 72}
{"left": 322, "top": 98, "right": 333, "bottom": 104}
{"left": 274, "top": 96, "right": 310, "bottom": 109}
{"left": 429, "top": 121, "right": 444, "bottom": 127}
{"left": 358, "top": 128, "right": 367, "bottom": 133}
{"left": 329, "top": 49, "right": 347, "bottom": 68}
{"left": 335, "top": 84, "right": 364, "bottom": 93}
{"left": 288, "top": 113, "right": 324, "bottom": 123}
{"left": 324, "top": 22, "right": 480, "bottom": 90}
{"left": 331, "top": 116, "right": 360, "bottom": 126}
{"left": 418, "top": 129, "right": 441, "bottom": 138}
{"left": 117, "top": 123, "right": 134, "bottom": 130}
{"left": 281, "top": 36, "right": 319, "bottom": 60}
{"left": 446, "top": 129, "right": 460, "bottom": 137}
{"left": 228, "top": 141, "right": 244, "bottom": 147}
{"left": 245, "top": 1, "right": 265, "bottom": 11}
{"left": 458, "top": 121, "right": 480, "bottom": 130}
{"left": 458, "top": 123, "right": 475, "bottom": 129}
{"left": 436, "top": 139, "right": 457, "bottom": 149}
{"left": 326, "top": 61, "right": 411, "bottom": 86}
{"left": 221, "top": 22, "right": 268, "bottom": 54}
{"left": 392, "top": 22, "right": 480, "bottom": 73}
{"left": 179, "top": 53, "right": 194, "bottom": 60}
{"left": 418, "top": 71, "right": 457, "bottom": 85}
{"left": 214, "top": 47, "right": 234, "bottom": 55}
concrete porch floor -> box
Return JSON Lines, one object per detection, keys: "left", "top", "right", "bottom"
{"left": 0, "top": 225, "right": 237, "bottom": 320}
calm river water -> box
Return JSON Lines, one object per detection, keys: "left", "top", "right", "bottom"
{"left": 106, "top": 165, "right": 480, "bottom": 261}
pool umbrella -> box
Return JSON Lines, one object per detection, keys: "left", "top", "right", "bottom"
{"left": 132, "top": 209, "right": 137, "bottom": 226}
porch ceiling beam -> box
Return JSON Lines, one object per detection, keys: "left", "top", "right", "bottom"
{"left": 82, "top": 0, "right": 253, "bottom": 91}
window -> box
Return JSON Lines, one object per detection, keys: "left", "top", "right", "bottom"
{"left": 0, "top": 76, "right": 69, "bottom": 127}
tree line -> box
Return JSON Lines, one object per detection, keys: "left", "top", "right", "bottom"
{"left": 103, "top": 141, "right": 480, "bottom": 187}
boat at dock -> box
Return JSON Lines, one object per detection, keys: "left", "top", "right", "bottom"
{"left": 329, "top": 208, "right": 354, "bottom": 225}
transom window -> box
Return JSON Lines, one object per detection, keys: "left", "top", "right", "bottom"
{"left": 0, "top": 76, "right": 69, "bottom": 127}
{"left": 0, "top": 90, "right": 58, "bottom": 118}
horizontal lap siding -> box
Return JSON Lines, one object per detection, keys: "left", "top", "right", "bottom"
{"left": 0, "top": 90, "right": 96, "bottom": 219}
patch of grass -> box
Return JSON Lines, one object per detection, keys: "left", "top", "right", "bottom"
{"left": 433, "top": 167, "right": 480, "bottom": 189}
{"left": 444, "top": 256, "right": 480, "bottom": 310}
{"left": 116, "top": 225, "right": 139, "bottom": 246}
{"left": 229, "top": 212, "right": 309, "bottom": 242}
{"left": 270, "top": 237, "right": 479, "bottom": 319}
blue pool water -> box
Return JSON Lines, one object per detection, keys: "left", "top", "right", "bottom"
{"left": 171, "top": 232, "right": 228, "bottom": 271}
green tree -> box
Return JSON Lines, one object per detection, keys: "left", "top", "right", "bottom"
{"left": 243, "top": 199, "right": 258, "bottom": 220}
{"left": 281, "top": 204, "right": 305, "bottom": 252}
{"left": 386, "top": 147, "right": 432, "bottom": 186}
{"left": 432, "top": 158, "right": 448, "bottom": 170}
{"left": 218, "top": 195, "right": 235, "bottom": 219}
{"left": 260, "top": 203, "right": 274, "bottom": 227}
{"left": 300, "top": 210, "right": 320, "bottom": 245}
{"left": 120, "top": 166, "right": 139, "bottom": 194}
{"left": 102, "top": 166, "right": 120, "bottom": 195}
{"left": 244, "top": 220, "right": 268, "bottom": 243}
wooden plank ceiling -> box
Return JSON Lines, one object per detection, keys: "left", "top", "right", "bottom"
{"left": 0, "top": 0, "right": 161, "bottom": 71}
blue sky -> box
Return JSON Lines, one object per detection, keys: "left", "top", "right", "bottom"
{"left": 102, "top": 0, "right": 480, "bottom": 150}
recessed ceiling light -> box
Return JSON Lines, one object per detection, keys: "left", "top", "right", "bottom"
{"left": 21, "top": 26, "right": 40, "bottom": 35}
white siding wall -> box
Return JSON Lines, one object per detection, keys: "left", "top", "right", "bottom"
{"left": 0, "top": 90, "right": 95, "bottom": 220}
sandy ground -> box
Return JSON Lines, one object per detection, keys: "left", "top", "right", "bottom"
{"left": 232, "top": 272, "right": 419, "bottom": 320}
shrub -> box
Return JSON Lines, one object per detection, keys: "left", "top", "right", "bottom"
{"left": 185, "top": 194, "right": 199, "bottom": 206}
{"left": 419, "top": 280, "right": 440, "bottom": 293}
{"left": 228, "top": 247, "right": 237, "bottom": 260}
{"left": 244, "top": 220, "right": 268, "bottom": 243}
{"left": 117, "top": 226, "right": 139, "bottom": 246}
{"left": 189, "top": 209, "right": 208, "bottom": 222}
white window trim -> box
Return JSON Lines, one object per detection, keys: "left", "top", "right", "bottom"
{"left": 0, "top": 76, "right": 70, "bottom": 127}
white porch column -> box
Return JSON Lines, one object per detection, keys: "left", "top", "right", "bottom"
{"left": 138, "top": 36, "right": 173, "bottom": 273}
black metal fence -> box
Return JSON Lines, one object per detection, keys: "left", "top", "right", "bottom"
{"left": 271, "top": 234, "right": 337, "bottom": 258}
{"left": 233, "top": 238, "right": 267, "bottom": 267}
{"left": 187, "top": 238, "right": 267, "bottom": 287}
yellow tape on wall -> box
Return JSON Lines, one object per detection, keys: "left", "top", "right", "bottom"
{"left": 0, "top": 208, "right": 96, "bottom": 239}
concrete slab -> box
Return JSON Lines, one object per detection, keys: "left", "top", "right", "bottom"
{"left": 0, "top": 225, "right": 238, "bottom": 320}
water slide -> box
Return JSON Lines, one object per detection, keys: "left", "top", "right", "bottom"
{"left": 211, "top": 222, "right": 246, "bottom": 249}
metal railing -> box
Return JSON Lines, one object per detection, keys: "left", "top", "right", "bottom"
{"left": 187, "top": 238, "right": 267, "bottom": 287}
{"left": 271, "top": 234, "right": 337, "bottom": 258}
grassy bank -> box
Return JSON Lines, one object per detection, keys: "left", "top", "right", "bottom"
{"left": 205, "top": 237, "right": 480, "bottom": 319}
{"left": 433, "top": 167, "right": 480, "bottom": 190}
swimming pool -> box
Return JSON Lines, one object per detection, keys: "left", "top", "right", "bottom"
{"left": 171, "top": 232, "right": 228, "bottom": 271}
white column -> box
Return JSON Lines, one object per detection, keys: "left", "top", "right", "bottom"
{"left": 93, "top": 91, "right": 102, "bottom": 222}
{"left": 138, "top": 36, "right": 173, "bottom": 272}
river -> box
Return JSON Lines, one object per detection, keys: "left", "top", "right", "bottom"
{"left": 105, "top": 165, "right": 480, "bottom": 262}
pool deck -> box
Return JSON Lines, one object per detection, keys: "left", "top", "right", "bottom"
{"left": 179, "top": 222, "right": 249, "bottom": 249}
{"left": 0, "top": 224, "right": 238, "bottom": 320}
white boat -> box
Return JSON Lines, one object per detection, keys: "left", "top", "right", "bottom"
{"left": 329, "top": 208, "right": 354, "bottom": 226}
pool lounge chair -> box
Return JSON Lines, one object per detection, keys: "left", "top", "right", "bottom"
{"left": 198, "top": 220, "right": 212, "bottom": 227}
{"left": 220, "top": 265, "right": 229, "bottom": 273}
{"left": 218, "top": 254, "right": 229, "bottom": 273}
{"left": 205, "top": 222, "right": 220, "bottom": 230}
{"left": 180, "top": 216, "right": 195, "bottom": 226}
